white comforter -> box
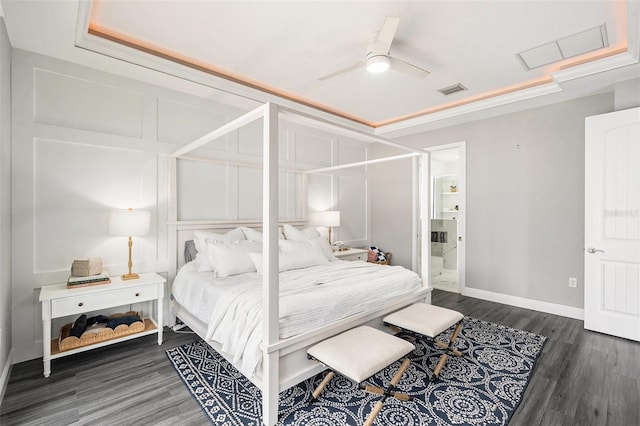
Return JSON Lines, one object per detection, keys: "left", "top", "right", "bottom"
{"left": 172, "top": 260, "right": 422, "bottom": 376}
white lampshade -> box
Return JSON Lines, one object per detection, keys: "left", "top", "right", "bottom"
{"left": 109, "top": 209, "right": 150, "bottom": 237}
{"left": 310, "top": 210, "right": 341, "bottom": 227}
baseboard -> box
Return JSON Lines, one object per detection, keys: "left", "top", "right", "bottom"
{"left": 0, "top": 348, "right": 14, "bottom": 404}
{"left": 462, "top": 287, "right": 584, "bottom": 320}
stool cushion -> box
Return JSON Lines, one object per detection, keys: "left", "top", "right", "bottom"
{"left": 384, "top": 303, "right": 464, "bottom": 338}
{"left": 307, "top": 326, "right": 415, "bottom": 383}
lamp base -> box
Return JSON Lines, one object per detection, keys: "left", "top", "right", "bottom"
{"left": 121, "top": 273, "right": 140, "bottom": 281}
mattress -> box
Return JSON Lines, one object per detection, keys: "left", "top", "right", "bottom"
{"left": 172, "top": 259, "right": 422, "bottom": 376}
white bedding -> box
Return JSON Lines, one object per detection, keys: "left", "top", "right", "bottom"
{"left": 172, "top": 259, "right": 422, "bottom": 377}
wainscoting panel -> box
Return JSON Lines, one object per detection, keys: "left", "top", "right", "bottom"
{"left": 33, "top": 138, "right": 145, "bottom": 274}
{"left": 293, "top": 130, "right": 332, "bottom": 166}
{"left": 238, "top": 166, "right": 263, "bottom": 220}
{"left": 338, "top": 174, "right": 368, "bottom": 245}
{"left": 338, "top": 138, "right": 367, "bottom": 165}
{"left": 156, "top": 97, "right": 235, "bottom": 151}
{"left": 237, "top": 119, "right": 264, "bottom": 157}
{"left": 33, "top": 69, "right": 143, "bottom": 138}
{"left": 307, "top": 173, "right": 333, "bottom": 212}
{"left": 177, "top": 159, "right": 237, "bottom": 221}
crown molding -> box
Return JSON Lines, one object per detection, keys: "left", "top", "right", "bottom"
{"left": 375, "top": 81, "right": 563, "bottom": 136}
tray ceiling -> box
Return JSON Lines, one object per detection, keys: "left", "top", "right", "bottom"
{"left": 3, "top": 1, "right": 639, "bottom": 133}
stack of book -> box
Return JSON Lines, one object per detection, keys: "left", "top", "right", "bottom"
{"left": 67, "top": 272, "right": 111, "bottom": 288}
{"left": 68, "top": 258, "right": 109, "bottom": 288}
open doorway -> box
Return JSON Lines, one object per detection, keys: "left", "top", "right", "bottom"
{"left": 427, "top": 143, "right": 466, "bottom": 293}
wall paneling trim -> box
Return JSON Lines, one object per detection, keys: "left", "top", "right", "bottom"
{"left": 10, "top": 49, "right": 370, "bottom": 363}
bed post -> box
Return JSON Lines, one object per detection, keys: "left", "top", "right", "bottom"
{"left": 420, "top": 153, "right": 431, "bottom": 297}
{"left": 412, "top": 155, "right": 419, "bottom": 273}
{"left": 168, "top": 155, "right": 178, "bottom": 325}
{"left": 262, "top": 102, "right": 280, "bottom": 426}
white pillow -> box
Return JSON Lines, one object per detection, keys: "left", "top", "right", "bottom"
{"left": 206, "top": 240, "right": 261, "bottom": 277}
{"left": 240, "top": 226, "right": 285, "bottom": 241}
{"left": 193, "top": 228, "right": 245, "bottom": 272}
{"left": 281, "top": 225, "right": 335, "bottom": 261}
{"left": 308, "top": 237, "right": 337, "bottom": 261}
{"left": 249, "top": 240, "right": 328, "bottom": 273}
{"left": 282, "top": 224, "right": 320, "bottom": 241}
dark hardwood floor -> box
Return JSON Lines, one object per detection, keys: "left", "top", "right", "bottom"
{"left": 1, "top": 290, "right": 638, "bottom": 425}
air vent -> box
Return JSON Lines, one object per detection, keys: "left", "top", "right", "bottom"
{"left": 438, "top": 83, "right": 468, "bottom": 96}
{"left": 517, "top": 24, "right": 609, "bottom": 70}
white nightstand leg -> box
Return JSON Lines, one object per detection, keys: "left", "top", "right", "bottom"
{"left": 42, "top": 318, "right": 51, "bottom": 378}
{"left": 157, "top": 295, "right": 163, "bottom": 345}
{"left": 42, "top": 300, "right": 52, "bottom": 378}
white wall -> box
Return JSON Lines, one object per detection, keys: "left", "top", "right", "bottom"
{"left": 371, "top": 93, "right": 615, "bottom": 311}
{"left": 11, "top": 49, "right": 369, "bottom": 363}
{"left": 0, "top": 18, "right": 12, "bottom": 398}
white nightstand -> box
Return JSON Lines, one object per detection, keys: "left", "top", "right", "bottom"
{"left": 333, "top": 248, "right": 368, "bottom": 261}
{"left": 39, "top": 272, "right": 165, "bottom": 378}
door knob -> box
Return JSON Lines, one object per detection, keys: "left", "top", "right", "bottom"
{"left": 587, "top": 247, "right": 604, "bottom": 254}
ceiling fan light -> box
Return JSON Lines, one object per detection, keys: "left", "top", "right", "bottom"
{"left": 366, "top": 55, "right": 390, "bottom": 73}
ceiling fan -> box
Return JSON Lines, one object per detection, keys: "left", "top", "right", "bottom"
{"left": 318, "top": 16, "right": 430, "bottom": 81}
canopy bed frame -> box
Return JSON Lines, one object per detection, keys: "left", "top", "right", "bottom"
{"left": 167, "top": 102, "right": 432, "bottom": 425}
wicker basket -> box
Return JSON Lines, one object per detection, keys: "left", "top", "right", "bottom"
{"left": 58, "top": 311, "right": 145, "bottom": 352}
{"left": 372, "top": 252, "right": 392, "bottom": 265}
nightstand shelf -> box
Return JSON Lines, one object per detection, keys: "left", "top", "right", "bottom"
{"left": 39, "top": 272, "right": 165, "bottom": 377}
{"left": 49, "top": 318, "right": 158, "bottom": 357}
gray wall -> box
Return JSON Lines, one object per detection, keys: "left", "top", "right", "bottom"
{"left": 371, "top": 93, "right": 615, "bottom": 309}
{"left": 0, "top": 18, "right": 12, "bottom": 395}
{"left": 369, "top": 150, "right": 414, "bottom": 270}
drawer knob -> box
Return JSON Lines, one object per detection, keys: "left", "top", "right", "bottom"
{"left": 78, "top": 302, "right": 84, "bottom": 307}
{"left": 135, "top": 292, "right": 140, "bottom": 297}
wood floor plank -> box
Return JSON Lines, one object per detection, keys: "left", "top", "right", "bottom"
{"left": 539, "top": 407, "right": 575, "bottom": 425}
{"left": 606, "top": 374, "right": 640, "bottom": 426}
{"left": 508, "top": 372, "right": 556, "bottom": 426}
{"left": 1, "top": 290, "right": 639, "bottom": 425}
{"left": 574, "top": 391, "right": 608, "bottom": 426}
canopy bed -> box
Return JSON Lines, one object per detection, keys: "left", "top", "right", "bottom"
{"left": 167, "top": 102, "right": 432, "bottom": 425}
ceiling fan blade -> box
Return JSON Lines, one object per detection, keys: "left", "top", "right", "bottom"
{"left": 389, "top": 57, "right": 430, "bottom": 79}
{"left": 317, "top": 61, "right": 365, "bottom": 81}
{"left": 372, "top": 16, "right": 400, "bottom": 54}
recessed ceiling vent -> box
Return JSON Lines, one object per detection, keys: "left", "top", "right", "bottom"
{"left": 438, "top": 83, "right": 468, "bottom": 96}
{"left": 517, "top": 24, "right": 609, "bottom": 70}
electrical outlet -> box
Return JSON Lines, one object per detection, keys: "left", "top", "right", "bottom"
{"left": 569, "top": 277, "right": 578, "bottom": 288}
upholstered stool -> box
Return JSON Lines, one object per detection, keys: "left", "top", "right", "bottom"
{"left": 307, "top": 326, "right": 415, "bottom": 426}
{"left": 384, "top": 303, "right": 464, "bottom": 381}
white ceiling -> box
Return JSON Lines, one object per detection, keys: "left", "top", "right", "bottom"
{"left": 2, "top": 1, "right": 640, "bottom": 136}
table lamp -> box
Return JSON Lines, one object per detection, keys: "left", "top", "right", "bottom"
{"left": 109, "top": 208, "right": 150, "bottom": 280}
{"left": 311, "top": 210, "right": 340, "bottom": 245}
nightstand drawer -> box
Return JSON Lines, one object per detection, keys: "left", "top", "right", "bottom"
{"left": 334, "top": 248, "right": 368, "bottom": 262}
{"left": 51, "top": 285, "right": 159, "bottom": 317}
{"left": 341, "top": 252, "right": 367, "bottom": 261}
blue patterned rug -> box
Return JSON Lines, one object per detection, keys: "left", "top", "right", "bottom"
{"left": 166, "top": 317, "right": 546, "bottom": 425}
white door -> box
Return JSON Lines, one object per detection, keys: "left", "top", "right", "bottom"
{"left": 584, "top": 107, "right": 640, "bottom": 342}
